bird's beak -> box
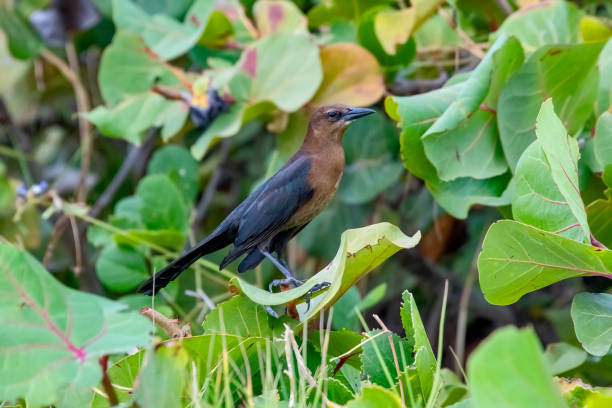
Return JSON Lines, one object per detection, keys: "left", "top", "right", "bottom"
{"left": 343, "top": 107, "right": 375, "bottom": 121}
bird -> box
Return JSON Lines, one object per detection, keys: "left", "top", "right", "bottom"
{"left": 138, "top": 104, "right": 375, "bottom": 300}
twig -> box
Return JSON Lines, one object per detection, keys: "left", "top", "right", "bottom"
{"left": 194, "top": 139, "right": 232, "bottom": 227}
{"left": 99, "top": 355, "right": 119, "bottom": 406}
{"left": 41, "top": 46, "right": 92, "bottom": 203}
{"left": 140, "top": 307, "right": 191, "bottom": 338}
{"left": 284, "top": 324, "right": 342, "bottom": 408}
{"left": 591, "top": 233, "right": 608, "bottom": 250}
{"left": 89, "top": 129, "right": 157, "bottom": 218}
{"left": 438, "top": 9, "right": 486, "bottom": 59}
{"left": 68, "top": 215, "right": 83, "bottom": 276}
{"left": 494, "top": 0, "right": 514, "bottom": 16}
{"left": 43, "top": 215, "right": 69, "bottom": 268}
{"left": 389, "top": 72, "right": 449, "bottom": 96}
{"left": 151, "top": 85, "right": 185, "bottom": 101}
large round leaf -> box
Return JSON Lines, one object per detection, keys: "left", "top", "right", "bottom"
{"left": 310, "top": 43, "right": 384, "bottom": 107}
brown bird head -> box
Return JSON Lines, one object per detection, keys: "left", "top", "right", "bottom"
{"left": 307, "top": 104, "right": 375, "bottom": 144}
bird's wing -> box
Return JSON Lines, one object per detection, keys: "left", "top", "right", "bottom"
{"left": 233, "top": 156, "right": 314, "bottom": 248}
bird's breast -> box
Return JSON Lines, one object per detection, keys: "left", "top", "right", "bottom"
{"left": 286, "top": 148, "right": 345, "bottom": 227}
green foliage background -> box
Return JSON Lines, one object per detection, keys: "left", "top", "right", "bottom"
{"left": 0, "top": 0, "right": 612, "bottom": 407}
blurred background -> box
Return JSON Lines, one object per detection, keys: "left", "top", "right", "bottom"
{"left": 1, "top": 0, "right": 611, "bottom": 383}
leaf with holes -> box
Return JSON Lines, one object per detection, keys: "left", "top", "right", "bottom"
{"left": 230, "top": 222, "right": 420, "bottom": 322}
{"left": 571, "top": 292, "right": 612, "bottom": 356}
{"left": 0, "top": 243, "right": 152, "bottom": 406}
{"left": 478, "top": 220, "right": 612, "bottom": 305}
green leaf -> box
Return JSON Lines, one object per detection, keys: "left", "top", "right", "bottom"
{"left": 421, "top": 35, "right": 520, "bottom": 181}
{"left": 136, "top": 174, "right": 189, "bottom": 232}
{"left": 113, "top": 0, "right": 214, "bottom": 60}
{"left": 345, "top": 384, "right": 402, "bottom": 408}
{"left": 326, "top": 378, "right": 355, "bottom": 405}
{"left": 148, "top": 145, "right": 199, "bottom": 203}
{"left": 386, "top": 83, "right": 512, "bottom": 218}
{"left": 95, "top": 243, "right": 148, "bottom": 292}
{"left": 359, "top": 283, "right": 387, "bottom": 311}
{"left": 426, "top": 172, "right": 512, "bottom": 219}
{"left": 400, "top": 291, "right": 435, "bottom": 399}
{"left": 338, "top": 111, "right": 402, "bottom": 204}
{"left": 307, "top": 0, "right": 394, "bottom": 27}
{"left": 253, "top": 0, "right": 307, "bottom": 36}
{"left": 202, "top": 295, "right": 272, "bottom": 338}
{"left": 241, "top": 32, "right": 322, "bottom": 112}
{"left": 387, "top": 84, "right": 464, "bottom": 181}
{"left": 544, "top": 342, "right": 587, "bottom": 375}
{"left": 587, "top": 194, "right": 612, "bottom": 248}
{"left": 0, "top": 8, "right": 40, "bottom": 59}
{"left": 586, "top": 112, "right": 612, "bottom": 172}
{"left": 0, "top": 243, "right": 152, "bottom": 406}
{"left": 571, "top": 292, "right": 612, "bottom": 356}
{"left": 596, "top": 39, "right": 612, "bottom": 116}
{"left": 114, "top": 229, "right": 185, "bottom": 251}
{"left": 85, "top": 93, "right": 188, "bottom": 145}
{"left": 373, "top": 0, "right": 444, "bottom": 55}
{"left": 98, "top": 30, "right": 182, "bottom": 105}
{"left": 498, "top": 43, "right": 602, "bottom": 170}
{"left": 310, "top": 42, "right": 384, "bottom": 107}
{"left": 361, "top": 329, "right": 413, "bottom": 388}
{"left": 357, "top": 8, "right": 416, "bottom": 68}
{"left": 492, "top": 1, "right": 582, "bottom": 53}
{"left": 513, "top": 141, "right": 582, "bottom": 240}
{"left": 468, "top": 326, "right": 567, "bottom": 408}
{"left": 536, "top": 99, "right": 590, "bottom": 241}
{"left": 134, "top": 345, "right": 188, "bottom": 408}
{"left": 310, "top": 329, "right": 364, "bottom": 369}
{"left": 477, "top": 220, "right": 612, "bottom": 305}
{"left": 230, "top": 222, "right": 420, "bottom": 322}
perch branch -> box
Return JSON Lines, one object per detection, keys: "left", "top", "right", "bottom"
{"left": 140, "top": 307, "right": 191, "bottom": 338}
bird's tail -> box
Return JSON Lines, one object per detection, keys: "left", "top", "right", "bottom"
{"left": 138, "top": 228, "right": 232, "bottom": 295}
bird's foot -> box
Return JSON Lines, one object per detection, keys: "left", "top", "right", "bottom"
{"left": 268, "top": 277, "right": 304, "bottom": 292}
{"left": 264, "top": 305, "right": 279, "bottom": 318}
{"left": 303, "top": 282, "right": 331, "bottom": 312}
{"left": 267, "top": 279, "right": 331, "bottom": 313}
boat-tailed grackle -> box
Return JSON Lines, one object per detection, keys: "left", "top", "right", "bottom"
{"left": 138, "top": 105, "right": 375, "bottom": 304}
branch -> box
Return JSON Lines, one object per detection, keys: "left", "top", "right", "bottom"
{"left": 438, "top": 8, "right": 486, "bottom": 59}
{"left": 89, "top": 130, "right": 157, "bottom": 219}
{"left": 41, "top": 46, "right": 92, "bottom": 203}
{"left": 389, "top": 72, "right": 449, "bottom": 96}
{"left": 140, "top": 307, "right": 191, "bottom": 338}
{"left": 99, "top": 355, "right": 119, "bottom": 406}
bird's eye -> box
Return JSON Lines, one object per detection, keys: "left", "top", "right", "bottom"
{"left": 327, "top": 111, "right": 339, "bottom": 120}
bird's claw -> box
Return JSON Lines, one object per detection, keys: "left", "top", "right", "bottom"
{"left": 303, "top": 281, "right": 331, "bottom": 312}
{"left": 268, "top": 277, "right": 303, "bottom": 292}
{"left": 264, "top": 305, "right": 279, "bottom": 318}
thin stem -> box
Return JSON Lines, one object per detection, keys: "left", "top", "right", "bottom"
{"left": 99, "top": 356, "right": 119, "bottom": 406}
{"left": 41, "top": 46, "right": 92, "bottom": 203}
